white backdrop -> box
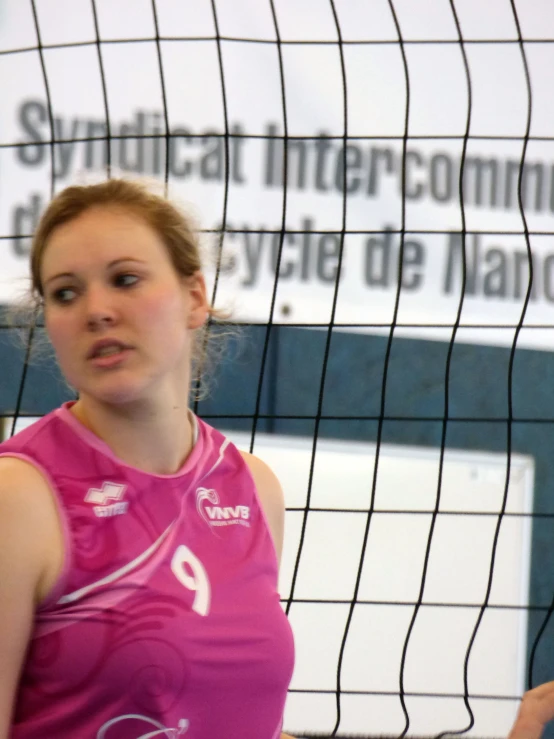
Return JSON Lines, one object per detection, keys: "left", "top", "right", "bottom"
{"left": 229, "top": 432, "right": 534, "bottom": 738}
{"left": 2, "top": 0, "right": 554, "bottom": 349}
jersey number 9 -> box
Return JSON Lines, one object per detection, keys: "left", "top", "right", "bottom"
{"left": 171, "top": 544, "right": 211, "bottom": 616}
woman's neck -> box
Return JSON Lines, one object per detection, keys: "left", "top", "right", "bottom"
{"left": 70, "top": 395, "right": 195, "bottom": 475}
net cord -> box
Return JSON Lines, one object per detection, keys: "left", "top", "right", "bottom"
{"left": 150, "top": 0, "right": 171, "bottom": 195}
{"left": 245, "top": 0, "right": 289, "bottom": 457}
{"left": 90, "top": 0, "right": 111, "bottom": 178}
{"left": 10, "top": 0, "right": 56, "bottom": 438}
{"left": 436, "top": 3, "right": 535, "bottom": 735}
{"left": 192, "top": 0, "right": 231, "bottom": 405}
{"left": 332, "top": 0, "right": 411, "bottom": 733}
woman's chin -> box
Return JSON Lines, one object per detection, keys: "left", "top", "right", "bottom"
{"left": 76, "top": 377, "right": 150, "bottom": 407}
{"left": 69, "top": 362, "right": 185, "bottom": 408}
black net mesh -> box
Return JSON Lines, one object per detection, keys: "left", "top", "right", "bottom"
{"left": 2, "top": 0, "right": 554, "bottom": 737}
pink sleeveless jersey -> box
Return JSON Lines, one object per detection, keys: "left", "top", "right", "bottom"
{"left": 0, "top": 403, "right": 294, "bottom": 739}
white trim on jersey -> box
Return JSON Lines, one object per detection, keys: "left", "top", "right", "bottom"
{"left": 57, "top": 520, "right": 176, "bottom": 605}
{"left": 197, "top": 438, "right": 230, "bottom": 483}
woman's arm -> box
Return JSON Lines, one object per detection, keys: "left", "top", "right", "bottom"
{"left": 0, "top": 457, "right": 63, "bottom": 739}
{"left": 240, "top": 451, "right": 285, "bottom": 566}
{"left": 240, "top": 453, "right": 295, "bottom": 739}
{"left": 0, "top": 460, "right": 55, "bottom": 736}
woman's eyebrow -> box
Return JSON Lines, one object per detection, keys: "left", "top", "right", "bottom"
{"left": 43, "top": 258, "right": 147, "bottom": 286}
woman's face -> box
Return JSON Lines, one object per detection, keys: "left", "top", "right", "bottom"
{"left": 40, "top": 205, "right": 208, "bottom": 406}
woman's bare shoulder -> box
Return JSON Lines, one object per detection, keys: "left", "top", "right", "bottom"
{"left": 0, "top": 455, "right": 65, "bottom": 603}
{"left": 0, "top": 455, "right": 64, "bottom": 736}
{"left": 239, "top": 451, "right": 285, "bottom": 565}
{"left": 0, "top": 454, "right": 53, "bottom": 486}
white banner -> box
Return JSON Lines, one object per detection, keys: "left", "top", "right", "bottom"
{"left": 2, "top": 0, "right": 554, "bottom": 349}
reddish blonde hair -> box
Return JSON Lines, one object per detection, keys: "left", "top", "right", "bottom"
{"left": 31, "top": 178, "right": 206, "bottom": 301}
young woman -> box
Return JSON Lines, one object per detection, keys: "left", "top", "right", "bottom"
{"left": 0, "top": 179, "right": 296, "bottom": 738}
{"left": 1, "top": 177, "right": 552, "bottom": 739}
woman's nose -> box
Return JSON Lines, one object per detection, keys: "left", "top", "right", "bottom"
{"left": 84, "top": 285, "right": 117, "bottom": 330}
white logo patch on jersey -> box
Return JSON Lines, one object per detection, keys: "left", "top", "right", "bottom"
{"left": 85, "top": 481, "right": 129, "bottom": 518}
{"left": 97, "top": 714, "right": 189, "bottom": 738}
{"left": 196, "top": 487, "right": 250, "bottom": 528}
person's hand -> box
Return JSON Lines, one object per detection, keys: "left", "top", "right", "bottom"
{"left": 509, "top": 681, "right": 554, "bottom": 739}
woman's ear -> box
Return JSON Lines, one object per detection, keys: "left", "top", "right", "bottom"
{"left": 185, "top": 271, "right": 209, "bottom": 329}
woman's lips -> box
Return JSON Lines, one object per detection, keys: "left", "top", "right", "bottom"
{"left": 88, "top": 347, "right": 133, "bottom": 369}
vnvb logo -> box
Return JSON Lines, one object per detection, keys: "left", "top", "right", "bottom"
{"left": 196, "top": 487, "right": 250, "bottom": 528}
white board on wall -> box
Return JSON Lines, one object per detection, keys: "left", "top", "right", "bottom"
{"left": 225, "top": 430, "right": 534, "bottom": 738}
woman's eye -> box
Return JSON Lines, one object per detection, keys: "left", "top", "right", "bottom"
{"left": 52, "top": 287, "right": 77, "bottom": 303}
{"left": 114, "top": 273, "right": 139, "bottom": 288}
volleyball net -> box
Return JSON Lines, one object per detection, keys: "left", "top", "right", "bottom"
{"left": 2, "top": 0, "right": 554, "bottom": 737}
